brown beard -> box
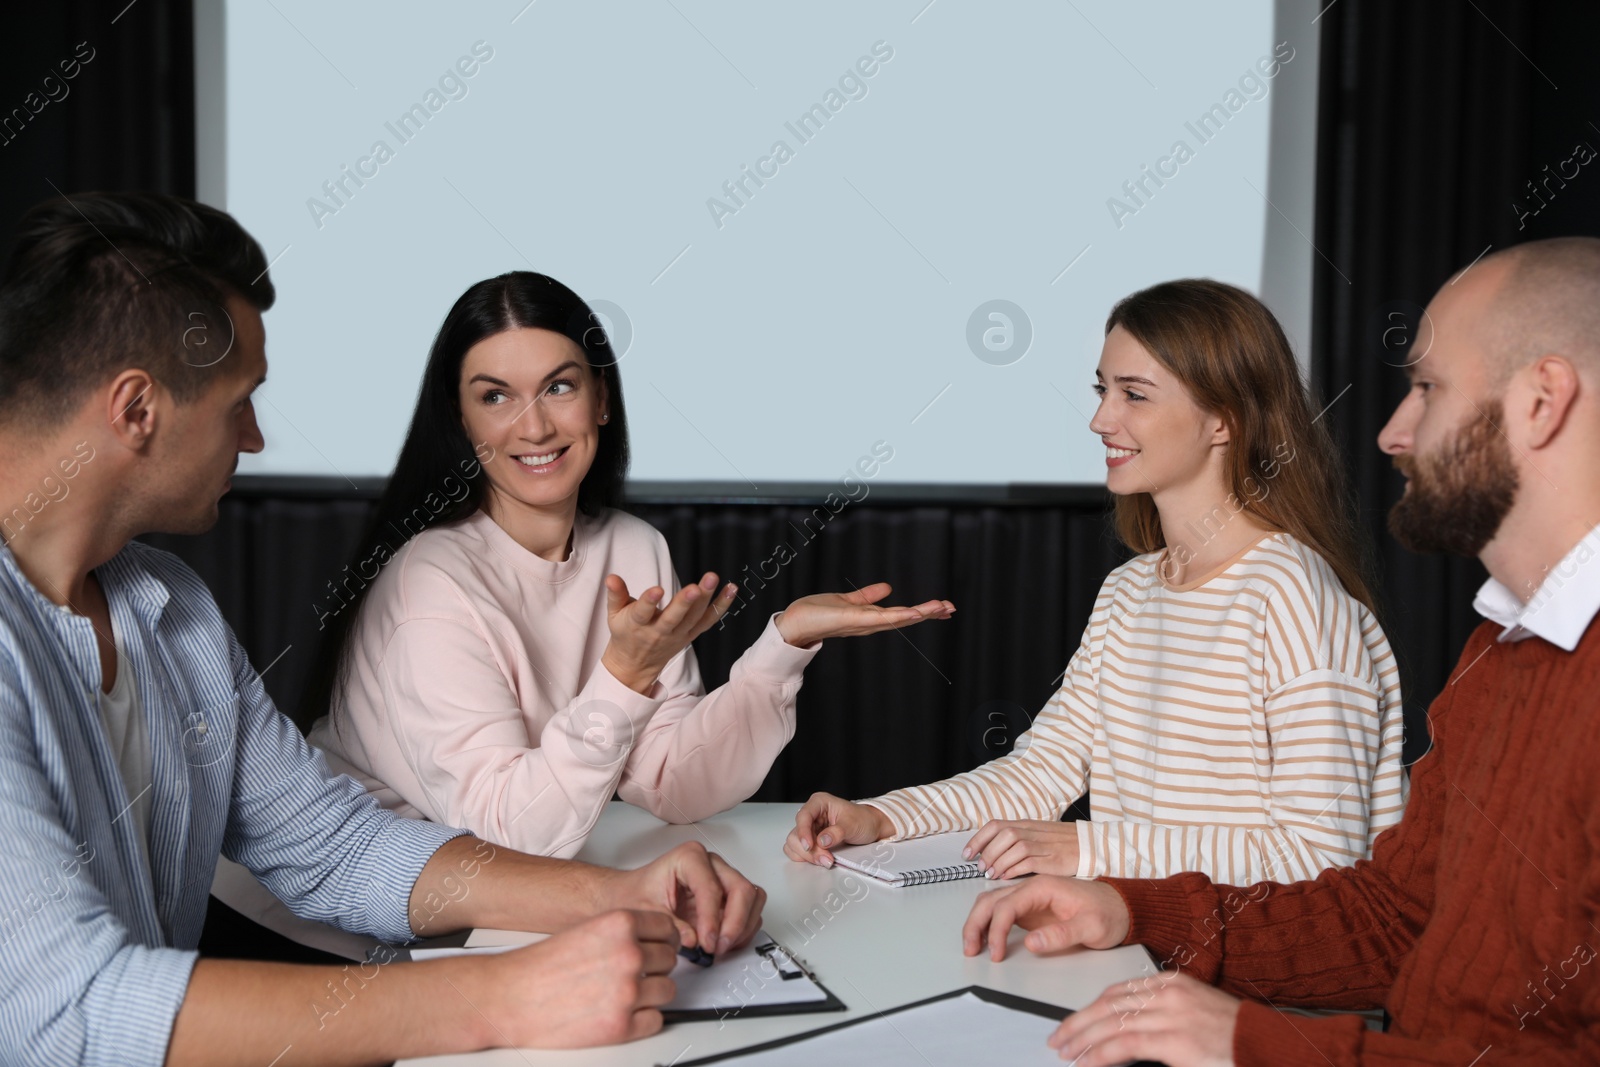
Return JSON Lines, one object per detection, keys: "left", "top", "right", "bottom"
{"left": 1387, "top": 400, "right": 1520, "bottom": 557}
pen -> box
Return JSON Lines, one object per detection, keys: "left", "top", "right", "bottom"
{"left": 678, "top": 944, "right": 715, "bottom": 967}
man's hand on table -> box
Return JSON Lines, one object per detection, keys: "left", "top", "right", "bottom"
{"left": 963, "top": 875, "right": 1239, "bottom": 1066}
{"left": 464, "top": 909, "right": 683, "bottom": 1048}
{"left": 425, "top": 840, "right": 763, "bottom": 1050}
{"left": 1048, "top": 970, "right": 1240, "bottom": 1066}
{"left": 595, "top": 840, "right": 765, "bottom": 957}
{"left": 962, "top": 874, "right": 1130, "bottom": 960}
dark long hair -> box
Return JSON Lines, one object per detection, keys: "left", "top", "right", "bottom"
{"left": 296, "top": 271, "right": 630, "bottom": 731}
{"left": 1105, "top": 279, "right": 1380, "bottom": 616}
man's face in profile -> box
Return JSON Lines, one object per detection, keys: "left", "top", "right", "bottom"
{"left": 1379, "top": 269, "right": 1520, "bottom": 557}
{"left": 145, "top": 292, "right": 267, "bottom": 535}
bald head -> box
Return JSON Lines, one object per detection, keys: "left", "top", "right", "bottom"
{"left": 1470, "top": 236, "right": 1600, "bottom": 388}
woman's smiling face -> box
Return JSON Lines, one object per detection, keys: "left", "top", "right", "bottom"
{"left": 458, "top": 326, "right": 607, "bottom": 516}
{"left": 1089, "top": 324, "right": 1226, "bottom": 498}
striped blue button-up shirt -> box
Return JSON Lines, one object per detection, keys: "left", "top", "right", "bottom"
{"left": 0, "top": 541, "right": 465, "bottom": 1067}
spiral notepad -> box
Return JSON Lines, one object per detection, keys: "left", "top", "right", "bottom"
{"left": 829, "top": 832, "right": 983, "bottom": 887}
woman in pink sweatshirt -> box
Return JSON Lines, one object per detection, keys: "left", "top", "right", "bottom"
{"left": 303, "top": 271, "right": 954, "bottom": 858}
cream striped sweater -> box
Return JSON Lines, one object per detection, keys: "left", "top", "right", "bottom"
{"left": 863, "top": 533, "right": 1408, "bottom": 884}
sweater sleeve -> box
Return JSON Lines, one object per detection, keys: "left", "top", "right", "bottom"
{"left": 616, "top": 612, "right": 818, "bottom": 824}
{"left": 1211, "top": 652, "right": 1600, "bottom": 1067}
{"left": 611, "top": 533, "right": 821, "bottom": 825}
{"left": 372, "top": 615, "right": 665, "bottom": 858}
{"left": 858, "top": 621, "right": 1097, "bottom": 837}
{"left": 1105, "top": 621, "right": 1599, "bottom": 1065}
{"left": 1225, "top": 998, "right": 1600, "bottom": 1067}
{"left": 1100, "top": 703, "right": 1441, "bottom": 1012}
{"left": 1076, "top": 668, "right": 1400, "bottom": 883}
{"left": 1097, "top": 644, "right": 1455, "bottom": 1019}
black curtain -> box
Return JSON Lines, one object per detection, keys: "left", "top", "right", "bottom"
{"left": 142, "top": 488, "right": 1126, "bottom": 805}
{"left": 0, "top": 1, "right": 193, "bottom": 251}
{"left": 1310, "top": 0, "right": 1600, "bottom": 764}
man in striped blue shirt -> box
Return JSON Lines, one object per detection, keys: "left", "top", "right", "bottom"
{"left": 0, "top": 192, "right": 765, "bottom": 1066}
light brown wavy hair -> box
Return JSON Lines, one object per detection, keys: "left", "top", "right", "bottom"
{"left": 1104, "top": 278, "right": 1378, "bottom": 615}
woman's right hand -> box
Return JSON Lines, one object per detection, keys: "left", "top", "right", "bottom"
{"left": 783, "top": 792, "right": 895, "bottom": 866}
{"left": 600, "top": 572, "right": 737, "bottom": 695}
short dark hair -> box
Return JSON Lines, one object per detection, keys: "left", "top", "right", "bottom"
{"left": 0, "top": 190, "right": 275, "bottom": 428}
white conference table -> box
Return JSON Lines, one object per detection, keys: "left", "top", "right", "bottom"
{"left": 399, "top": 802, "right": 1158, "bottom": 1067}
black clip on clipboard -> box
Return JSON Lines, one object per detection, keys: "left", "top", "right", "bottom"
{"left": 660, "top": 934, "right": 847, "bottom": 1025}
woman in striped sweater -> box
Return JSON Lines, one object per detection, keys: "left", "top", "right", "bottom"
{"left": 785, "top": 279, "right": 1408, "bottom": 886}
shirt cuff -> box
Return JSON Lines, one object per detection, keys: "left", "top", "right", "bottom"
{"left": 1074, "top": 819, "right": 1094, "bottom": 879}
{"left": 81, "top": 944, "right": 199, "bottom": 1067}
{"left": 363, "top": 817, "right": 474, "bottom": 942}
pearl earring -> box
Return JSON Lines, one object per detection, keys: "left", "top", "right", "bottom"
{"left": 599, "top": 413, "right": 609, "bottom": 423}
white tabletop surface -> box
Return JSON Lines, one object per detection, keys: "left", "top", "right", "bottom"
{"left": 399, "top": 803, "right": 1157, "bottom": 1066}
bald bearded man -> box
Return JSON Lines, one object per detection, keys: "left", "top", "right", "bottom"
{"left": 959, "top": 237, "right": 1600, "bottom": 1067}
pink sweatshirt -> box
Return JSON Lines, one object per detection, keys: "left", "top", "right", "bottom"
{"left": 307, "top": 507, "right": 819, "bottom": 858}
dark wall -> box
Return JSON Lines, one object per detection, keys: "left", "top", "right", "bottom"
{"left": 0, "top": 1, "right": 193, "bottom": 249}
{"left": 7, "top": 1, "right": 1600, "bottom": 801}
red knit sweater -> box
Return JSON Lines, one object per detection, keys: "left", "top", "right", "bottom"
{"left": 1104, "top": 617, "right": 1600, "bottom": 1065}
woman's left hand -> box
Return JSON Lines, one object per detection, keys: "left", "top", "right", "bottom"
{"left": 964, "top": 819, "right": 1081, "bottom": 880}
{"left": 774, "top": 582, "right": 954, "bottom": 648}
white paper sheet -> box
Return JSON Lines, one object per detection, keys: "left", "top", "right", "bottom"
{"left": 411, "top": 931, "right": 830, "bottom": 1016}
{"left": 666, "top": 933, "right": 830, "bottom": 1015}
{"left": 695, "top": 991, "right": 1064, "bottom": 1066}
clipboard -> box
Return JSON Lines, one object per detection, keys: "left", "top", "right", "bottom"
{"left": 662, "top": 932, "right": 847, "bottom": 1024}
{"left": 407, "top": 930, "right": 844, "bottom": 1025}
{"left": 661, "top": 985, "right": 1162, "bottom": 1066}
